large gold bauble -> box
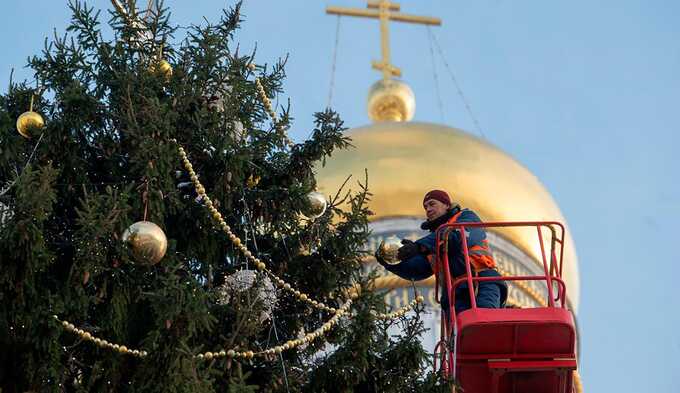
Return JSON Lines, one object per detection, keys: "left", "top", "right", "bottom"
{"left": 122, "top": 221, "right": 167, "bottom": 265}
{"left": 16, "top": 111, "right": 45, "bottom": 138}
{"left": 376, "top": 236, "right": 402, "bottom": 265}
{"left": 301, "top": 191, "right": 327, "bottom": 219}
{"left": 151, "top": 59, "right": 173, "bottom": 80}
{"left": 367, "top": 79, "right": 415, "bottom": 122}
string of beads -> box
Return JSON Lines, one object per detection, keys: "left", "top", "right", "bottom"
{"left": 248, "top": 63, "right": 293, "bottom": 147}
{"left": 373, "top": 295, "right": 424, "bottom": 320}
{"left": 55, "top": 300, "right": 354, "bottom": 361}
{"left": 54, "top": 315, "right": 148, "bottom": 358}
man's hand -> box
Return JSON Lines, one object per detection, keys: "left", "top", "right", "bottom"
{"left": 397, "top": 239, "right": 421, "bottom": 261}
{"left": 374, "top": 248, "right": 388, "bottom": 266}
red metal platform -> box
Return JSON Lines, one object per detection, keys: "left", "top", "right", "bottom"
{"left": 432, "top": 221, "right": 578, "bottom": 393}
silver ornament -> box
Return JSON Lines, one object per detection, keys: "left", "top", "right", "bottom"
{"left": 301, "top": 191, "right": 327, "bottom": 219}
{"left": 376, "top": 236, "right": 402, "bottom": 265}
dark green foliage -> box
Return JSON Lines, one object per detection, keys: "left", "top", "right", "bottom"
{"left": 0, "top": 1, "right": 447, "bottom": 392}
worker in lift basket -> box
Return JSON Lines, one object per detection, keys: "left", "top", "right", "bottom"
{"left": 375, "top": 190, "right": 507, "bottom": 314}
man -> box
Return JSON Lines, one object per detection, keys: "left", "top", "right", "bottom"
{"left": 375, "top": 190, "right": 507, "bottom": 314}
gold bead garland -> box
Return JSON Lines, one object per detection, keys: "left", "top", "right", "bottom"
{"left": 373, "top": 295, "right": 425, "bottom": 320}
{"left": 248, "top": 63, "right": 293, "bottom": 147}
{"left": 55, "top": 293, "right": 421, "bottom": 361}
{"left": 54, "top": 300, "right": 355, "bottom": 361}
{"left": 53, "top": 315, "right": 148, "bottom": 358}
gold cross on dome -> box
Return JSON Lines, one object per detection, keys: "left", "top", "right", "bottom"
{"left": 327, "top": 1, "right": 441, "bottom": 81}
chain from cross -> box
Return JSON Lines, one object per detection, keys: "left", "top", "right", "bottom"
{"left": 326, "top": 0, "right": 441, "bottom": 81}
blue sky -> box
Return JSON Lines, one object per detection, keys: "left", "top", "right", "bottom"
{"left": 2, "top": 1, "right": 679, "bottom": 391}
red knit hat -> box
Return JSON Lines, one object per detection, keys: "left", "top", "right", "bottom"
{"left": 423, "top": 190, "right": 451, "bottom": 207}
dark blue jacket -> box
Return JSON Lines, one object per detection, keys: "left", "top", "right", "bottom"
{"left": 378, "top": 206, "right": 507, "bottom": 308}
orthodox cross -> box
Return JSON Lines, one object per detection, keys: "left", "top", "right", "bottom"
{"left": 326, "top": 0, "right": 441, "bottom": 81}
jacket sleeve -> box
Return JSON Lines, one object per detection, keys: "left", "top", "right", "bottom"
{"left": 379, "top": 253, "right": 433, "bottom": 281}
{"left": 377, "top": 233, "right": 435, "bottom": 281}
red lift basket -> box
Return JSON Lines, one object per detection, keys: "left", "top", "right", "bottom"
{"left": 433, "top": 221, "right": 578, "bottom": 393}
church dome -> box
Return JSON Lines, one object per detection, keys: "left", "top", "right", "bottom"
{"left": 315, "top": 121, "right": 580, "bottom": 310}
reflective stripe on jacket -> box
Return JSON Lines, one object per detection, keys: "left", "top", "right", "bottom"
{"left": 425, "top": 209, "right": 496, "bottom": 276}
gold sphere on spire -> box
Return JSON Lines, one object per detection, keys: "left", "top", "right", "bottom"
{"left": 367, "top": 79, "right": 415, "bottom": 122}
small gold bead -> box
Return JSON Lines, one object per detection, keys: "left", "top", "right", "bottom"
{"left": 245, "top": 351, "right": 254, "bottom": 359}
{"left": 61, "top": 321, "right": 69, "bottom": 328}
{"left": 82, "top": 332, "right": 92, "bottom": 341}
{"left": 227, "top": 349, "right": 236, "bottom": 357}
{"left": 299, "top": 293, "right": 308, "bottom": 301}
{"left": 220, "top": 222, "right": 229, "bottom": 231}
{"left": 112, "top": 344, "right": 120, "bottom": 351}
{"left": 283, "top": 343, "right": 291, "bottom": 350}
{"left": 196, "top": 353, "right": 204, "bottom": 360}
{"left": 274, "top": 346, "right": 283, "bottom": 354}
{"left": 132, "top": 350, "right": 140, "bottom": 356}
{"left": 232, "top": 237, "right": 241, "bottom": 247}
{"left": 219, "top": 350, "right": 226, "bottom": 357}
{"left": 141, "top": 351, "right": 148, "bottom": 357}
{"left": 283, "top": 283, "right": 291, "bottom": 290}
{"left": 243, "top": 250, "right": 252, "bottom": 258}
{"left": 204, "top": 352, "right": 214, "bottom": 360}
{"left": 119, "top": 345, "right": 128, "bottom": 353}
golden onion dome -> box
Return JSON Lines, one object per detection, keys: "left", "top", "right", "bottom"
{"left": 315, "top": 121, "right": 580, "bottom": 310}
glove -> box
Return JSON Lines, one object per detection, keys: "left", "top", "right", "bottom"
{"left": 374, "top": 249, "right": 388, "bottom": 266}
{"left": 397, "top": 239, "right": 421, "bottom": 261}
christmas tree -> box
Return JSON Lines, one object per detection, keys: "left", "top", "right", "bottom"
{"left": 0, "top": 1, "right": 450, "bottom": 392}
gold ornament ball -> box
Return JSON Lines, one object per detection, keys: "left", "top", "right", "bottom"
{"left": 376, "top": 236, "right": 402, "bottom": 265}
{"left": 151, "top": 59, "right": 173, "bottom": 80}
{"left": 16, "top": 111, "right": 45, "bottom": 138}
{"left": 122, "top": 221, "right": 168, "bottom": 265}
{"left": 301, "top": 191, "right": 327, "bottom": 219}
